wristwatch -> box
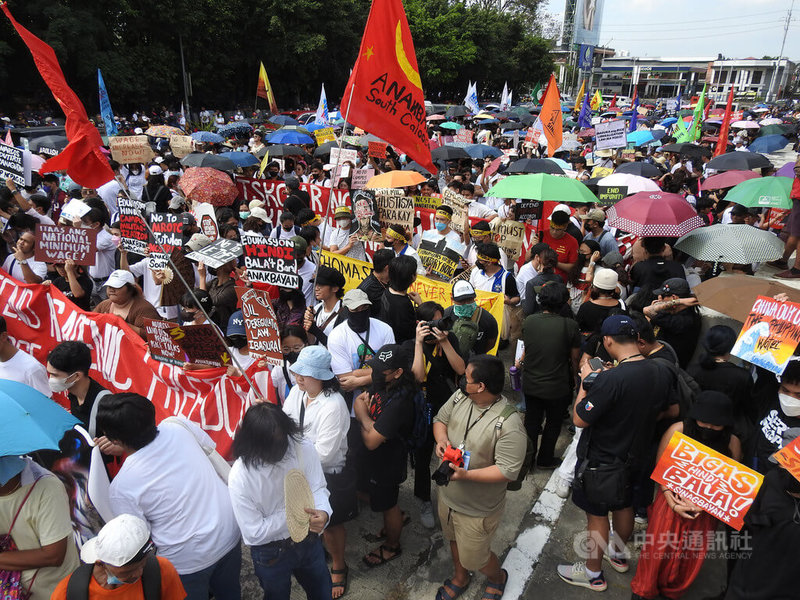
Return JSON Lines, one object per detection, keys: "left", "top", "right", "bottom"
{"left": 10, "top": 189, "right": 20, "bottom": 195}
{"left": 17, "top": 259, "right": 28, "bottom": 266}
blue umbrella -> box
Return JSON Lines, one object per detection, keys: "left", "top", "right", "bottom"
{"left": 0, "top": 380, "right": 79, "bottom": 456}
{"left": 216, "top": 122, "right": 253, "bottom": 137}
{"left": 269, "top": 115, "right": 299, "bottom": 126}
{"left": 627, "top": 129, "right": 666, "bottom": 147}
{"left": 464, "top": 144, "right": 503, "bottom": 159}
{"left": 220, "top": 151, "right": 260, "bottom": 167}
{"left": 477, "top": 118, "right": 500, "bottom": 125}
{"left": 191, "top": 131, "right": 224, "bottom": 143}
{"left": 748, "top": 134, "right": 790, "bottom": 154}
{"left": 266, "top": 130, "right": 315, "bottom": 145}
{"left": 440, "top": 121, "right": 462, "bottom": 130}
{"left": 660, "top": 117, "right": 678, "bottom": 127}
{"left": 304, "top": 122, "right": 331, "bottom": 132}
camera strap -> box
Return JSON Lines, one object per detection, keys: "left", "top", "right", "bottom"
{"left": 461, "top": 399, "right": 500, "bottom": 449}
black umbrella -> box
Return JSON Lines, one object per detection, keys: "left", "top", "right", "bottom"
{"left": 431, "top": 146, "right": 470, "bottom": 161}
{"left": 29, "top": 135, "right": 68, "bottom": 156}
{"left": 506, "top": 158, "right": 564, "bottom": 175}
{"left": 615, "top": 162, "right": 662, "bottom": 178}
{"left": 180, "top": 153, "right": 236, "bottom": 171}
{"left": 706, "top": 151, "right": 773, "bottom": 172}
{"left": 313, "top": 141, "right": 339, "bottom": 157}
{"left": 520, "top": 115, "right": 536, "bottom": 125}
{"left": 260, "top": 144, "right": 311, "bottom": 159}
{"left": 445, "top": 105, "right": 469, "bottom": 118}
{"left": 494, "top": 111, "right": 511, "bottom": 119}
{"left": 659, "top": 143, "right": 711, "bottom": 158}
{"left": 403, "top": 161, "right": 432, "bottom": 176}
{"left": 500, "top": 122, "right": 526, "bottom": 131}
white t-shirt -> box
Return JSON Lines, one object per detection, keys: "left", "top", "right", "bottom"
{"left": 89, "top": 228, "right": 117, "bottom": 280}
{"left": 0, "top": 348, "right": 50, "bottom": 397}
{"left": 395, "top": 244, "right": 426, "bottom": 275}
{"left": 468, "top": 202, "right": 497, "bottom": 219}
{"left": 271, "top": 362, "right": 296, "bottom": 405}
{"left": 516, "top": 261, "right": 539, "bottom": 302}
{"left": 25, "top": 208, "right": 55, "bottom": 226}
{"left": 109, "top": 419, "right": 240, "bottom": 574}
{"left": 228, "top": 347, "right": 256, "bottom": 372}
{"left": 313, "top": 300, "right": 344, "bottom": 338}
{"left": 2, "top": 254, "right": 47, "bottom": 283}
{"left": 298, "top": 259, "right": 316, "bottom": 307}
{"left": 97, "top": 179, "right": 122, "bottom": 220}
{"left": 328, "top": 226, "right": 367, "bottom": 261}
{"left": 328, "top": 319, "right": 395, "bottom": 375}
{"left": 421, "top": 228, "right": 462, "bottom": 249}
{"left": 129, "top": 259, "right": 162, "bottom": 308}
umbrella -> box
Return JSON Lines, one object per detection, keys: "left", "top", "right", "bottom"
{"left": 760, "top": 118, "right": 783, "bottom": 126}
{"left": 776, "top": 161, "right": 797, "bottom": 177}
{"left": 659, "top": 143, "right": 711, "bottom": 158}
{"left": 267, "top": 130, "right": 314, "bottom": 145}
{"left": 313, "top": 141, "right": 340, "bottom": 157}
{"left": 484, "top": 173, "right": 598, "bottom": 203}
{"left": 477, "top": 118, "right": 500, "bottom": 125}
{"left": 446, "top": 106, "right": 469, "bottom": 118}
{"left": 615, "top": 162, "right": 662, "bottom": 178}
{"left": 439, "top": 122, "right": 462, "bottom": 131}
{"left": 28, "top": 135, "right": 68, "bottom": 156}
{"left": 145, "top": 125, "right": 184, "bottom": 138}
{"left": 659, "top": 117, "right": 678, "bottom": 127}
{"left": 724, "top": 176, "right": 794, "bottom": 209}
{"left": 426, "top": 114, "right": 446, "bottom": 122}
{"left": 220, "top": 151, "right": 260, "bottom": 168}
{"left": 269, "top": 115, "right": 299, "bottom": 126}
{"left": 731, "top": 121, "right": 760, "bottom": 129}
{"left": 706, "top": 151, "right": 772, "bottom": 172}
{"left": 191, "top": 131, "right": 224, "bottom": 143}
{"left": 262, "top": 144, "right": 311, "bottom": 159}
{"left": 179, "top": 153, "right": 237, "bottom": 171}
{"left": 303, "top": 122, "right": 330, "bottom": 132}
{"left": 500, "top": 122, "right": 526, "bottom": 131}
{"left": 178, "top": 167, "right": 238, "bottom": 206}
{"left": 506, "top": 158, "right": 565, "bottom": 175}
{"left": 403, "top": 161, "right": 432, "bottom": 176}
{"left": 748, "top": 135, "right": 790, "bottom": 154}
{"left": 0, "top": 380, "right": 80, "bottom": 455}
{"left": 675, "top": 224, "right": 784, "bottom": 264}
{"left": 578, "top": 128, "right": 596, "bottom": 138}
{"left": 757, "top": 124, "right": 793, "bottom": 137}
{"left": 431, "top": 146, "right": 470, "bottom": 161}
{"left": 700, "top": 170, "right": 760, "bottom": 191}
{"left": 216, "top": 122, "right": 254, "bottom": 137}
{"left": 598, "top": 173, "right": 660, "bottom": 194}
{"left": 627, "top": 129, "right": 666, "bottom": 147}
{"left": 547, "top": 158, "right": 571, "bottom": 170}
{"left": 694, "top": 274, "right": 800, "bottom": 323}
{"left": 463, "top": 144, "right": 503, "bottom": 159}
{"left": 606, "top": 191, "right": 705, "bottom": 237}
{"left": 364, "top": 170, "right": 426, "bottom": 189}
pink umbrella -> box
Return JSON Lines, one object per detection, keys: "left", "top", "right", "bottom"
{"left": 178, "top": 167, "right": 238, "bottom": 206}
{"left": 426, "top": 114, "right": 446, "bottom": 121}
{"left": 731, "top": 121, "right": 760, "bottom": 129}
{"left": 606, "top": 191, "right": 705, "bottom": 237}
{"left": 700, "top": 170, "right": 760, "bottom": 191}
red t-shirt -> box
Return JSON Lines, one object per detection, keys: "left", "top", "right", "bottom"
{"left": 51, "top": 557, "right": 186, "bottom": 600}
{"left": 539, "top": 229, "right": 579, "bottom": 282}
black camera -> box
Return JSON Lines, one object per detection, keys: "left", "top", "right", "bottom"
{"left": 581, "top": 357, "right": 604, "bottom": 391}
{"left": 422, "top": 317, "right": 453, "bottom": 331}
{"left": 431, "top": 446, "right": 464, "bottom": 486}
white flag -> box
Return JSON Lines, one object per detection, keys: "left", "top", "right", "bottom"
{"left": 500, "top": 82, "right": 510, "bottom": 111}
{"left": 180, "top": 102, "right": 186, "bottom": 127}
{"left": 314, "top": 84, "right": 329, "bottom": 125}
{"left": 464, "top": 81, "right": 479, "bottom": 113}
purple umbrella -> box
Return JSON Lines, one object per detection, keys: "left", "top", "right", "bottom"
{"left": 776, "top": 162, "right": 796, "bottom": 178}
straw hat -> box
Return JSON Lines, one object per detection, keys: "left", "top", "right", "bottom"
{"left": 284, "top": 467, "right": 314, "bottom": 543}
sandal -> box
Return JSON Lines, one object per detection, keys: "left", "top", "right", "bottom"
{"left": 362, "top": 544, "right": 402, "bottom": 568}
{"left": 480, "top": 569, "right": 508, "bottom": 600}
{"left": 331, "top": 565, "right": 349, "bottom": 599}
{"left": 368, "top": 511, "right": 411, "bottom": 541}
{"left": 435, "top": 577, "right": 470, "bottom": 600}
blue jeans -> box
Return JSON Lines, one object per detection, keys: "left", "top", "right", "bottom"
{"left": 251, "top": 534, "right": 332, "bottom": 600}
{"left": 179, "top": 544, "right": 242, "bottom": 600}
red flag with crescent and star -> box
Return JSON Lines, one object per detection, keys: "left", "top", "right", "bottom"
{"left": 341, "top": 0, "right": 436, "bottom": 174}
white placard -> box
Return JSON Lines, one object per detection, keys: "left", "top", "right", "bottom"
{"left": 595, "top": 120, "right": 628, "bottom": 150}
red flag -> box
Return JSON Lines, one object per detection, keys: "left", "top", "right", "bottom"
{"left": 714, "top": 87, "right": 734, "bottom": 157}
{"left": 539, "top": 74, "right": 562, "bottom": 157}
{"left": 2, "top": 4, "right": 114, "bottom": 188}
{"left": 610, "top": 94, "right": 617, "bottom": 109}
{"left": 341, "top": 0, "right": 436, "bottom": 174}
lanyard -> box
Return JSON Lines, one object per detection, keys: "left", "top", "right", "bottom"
{"left": 461, "top": 399, "right": 499, "bottom": 447}
{"left": 299, "top": 393, "right": 306, "bottom": 430}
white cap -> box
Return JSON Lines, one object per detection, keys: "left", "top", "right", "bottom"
{"left": 250, "top": 207, "right": 269, "bottom": 222}
{"left": 549, "top": 203, "right": 572, "bottom": 219}
{"left": 248, "top": 199, "right": 265, "bottom": 210}
{"left": 104, "top": 269, "right": 136, "bottom": 289}
{"left": 186, "top": 233, "right": 213, "bottom": 252}
{"left": 593, "top": 268, "right": 619, "bottom": 291}
{"left": 154, "top": 157, "right": 164, "bottom": 164}
{"left": 81, "top": 514, "right": 151, "bottom": 567}
{"left": 148, "top": 165, "right": 162, "bottom": 175}
{"left": 452, "top": 280, "right": 476, "bottom": 301}
{"left": 134, "top": 127, "right": 144, "bottom": 135}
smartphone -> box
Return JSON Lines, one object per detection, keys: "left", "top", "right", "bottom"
{"left": 588, "top": 357, "right": 604, "bottom": 371}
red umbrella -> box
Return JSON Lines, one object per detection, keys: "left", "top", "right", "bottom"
{"left": 578, "top": 128, "right": 595, "bottom": 138}
{"left": 178, "top": 167, "right": 238, "bottom": 206}
{"left": 700, "top": 170, "right": 760, "bottom": 191}
{"left": 606, "top": 191, "right": 705, "bottom": 237}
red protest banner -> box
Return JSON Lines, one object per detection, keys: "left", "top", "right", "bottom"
{"left": 235, "top": 178, "right": 351, "bottom": 227}
{"left": 772, "top": 435, "right": 800, "bottom": 483}
{"left": 143, "top": 318, "right": 184, "bottom": 365}
{"left": 368, "top": 141, "right": 388, "bottom": 159}
{"left": 34, "top": 225, "right": 97, "bottom": 266}
{"left": 651, "top": 431, "right": 764, "bottom": 530}
{"left": 237, "top": 287, "right": 282, "bottom": 366}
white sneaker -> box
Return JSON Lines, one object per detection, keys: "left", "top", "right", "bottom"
{"left": 554, "top": 475, "right": 572, "bottom": 499}
{"left": 556, "top": 561, "right": 607, "bottom": 591}
{"left": 419, "top": 500, "right": 435, "bottom": 529}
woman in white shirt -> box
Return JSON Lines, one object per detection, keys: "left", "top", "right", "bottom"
{"left": 284, "top": 346, "right": 354, "bottom": 598}
{"left": 228, "top": 403, "right": 332, "bottom": 599}
{"left": 304, "top": 266, "right": 346, "bottom": 346}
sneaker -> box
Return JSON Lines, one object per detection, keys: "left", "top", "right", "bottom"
{"left": 557, "top": 561, "right": 607, "bottom": 591}
{"left": 634, "top": 514, "right": 648, "bottom": 526}
{"left": 418, "top": 500, "right": 435, "bottom": 529}
{"left": 775, "top": 268, "right": 800, "bottom": 279}
{"left": 603, "top": 553, "right": 630, "bottom": 573}
{"left": 553, "top": 474, "right": 572, "bottom": 499}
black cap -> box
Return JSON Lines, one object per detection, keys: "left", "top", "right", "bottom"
{"left": 687, "top": 391, "right": 734, "bottom": 427}
{"left": 653, "top": 277, "right": 691, "bottom": 298}
{"left": 366, "top": 344, "right": 409, "bottom": 372}
{"left": 315, "top": 265, "right": 346, "bottom": 289}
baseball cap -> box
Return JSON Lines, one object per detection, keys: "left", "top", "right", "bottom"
{"left": 366, "top": 344, "right": 410, "bottom": 372}
{"left": 315, "top": 266, "right": 346, "bottom": 289}
{"left": 226, "top": 310, "right": 246, "bottom": 337}
{"left": 592, "top": 268, "right": 619, "bottom": 291}
{"left": 687, "top": 391, "right": 734, "bottom": 427}
{"left": 81, "top": 514, "right": 152, "bottom": 567}
{"left": 600, "top": 314, "right": 639, "bottom": 336}
{"left": 653, "top": 278, "right": 691, "bottom": 298}
{"left": 452, "top": 280, "right": 476, "bottom": 302}
{"left": 549, "top": 203, "right": 572, "bottom": 219}
{"left": 104, "top": 270, "right": 135, "bottom": 289}
{"left": 601, "top": 251, "right": 624, "bottom": 268}
{"left": 342, "top": 289, "right": 371, "bottom": 310}
{"left": 147, "top": 165, "right": 162, "bottom": 175}
{"left": 581, "top": 208, "right": 606, "bottom": 222}
{"left": 334, "top": 206, "right": 353, "bottom": 220}
{"left": 186, "top": 233, "right": 212, "bottom": 252}
{"left": 291, "top": 235, "right": 308, "bottom": 256}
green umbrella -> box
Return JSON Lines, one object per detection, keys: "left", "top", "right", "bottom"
{"left": 485, "top": 173, "right": 598, "bottom": 203}
{"left": 724, "top": 176, "right": 793, "bottom": 209}
{"left": 440, "top": 121, "right": 462, "bottom": 130}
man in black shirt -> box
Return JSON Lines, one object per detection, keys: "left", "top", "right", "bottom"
{"left": 358, "top": 249, "right": 393, "bottom": 317}
{"left": 629, "top": 237, "right": 686, "bottom": 292}
{"left": 378, "top": 255, "right": 420, "bottom": 344}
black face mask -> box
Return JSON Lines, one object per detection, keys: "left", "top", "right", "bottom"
{"left": 347, "top": 310, "right": 370, "bottom": 333}
{"left": 228, "top": 336, "right": 247, "bottom": 349}
{"left": 278, "top": 289, "right": 292, "bottom": 301}
{"left": 371, "top": 369, "right": 387, "bottom": 392}
{"left": 696, "top": 426, "right": 727, "bottom": 445}
{"left": 778, "top": 467, "right": 800, "bottom": 494}
{"left": 284, "top": 351, "right": 300, "bottom": 364}
{"left": 458, "top": 375, "right": 469, "bottom": 395}
{"left": 383, "top": 240, "right": 394, "bottom": 248}
{"left": 474, "top": 261, "right": 485, "bottom": 272}
{"left": 180, "top": 310, "right": 196, "bottom": 322}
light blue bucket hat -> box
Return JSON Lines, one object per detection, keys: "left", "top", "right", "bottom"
{"left": 289, "top": 345, "right": 335, "bottom": 381}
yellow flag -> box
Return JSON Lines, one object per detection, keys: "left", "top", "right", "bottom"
{"left": 258, "top": 150, "right": 270, "bottom": 176}
{"left": 590, "top": 89, "right": 603, "bottom": 110}
{"left": 574, "top": 80, "right": 585, "bottom": 112}
{"left": 257, "top": 62, "right": 278, "bottom": 113}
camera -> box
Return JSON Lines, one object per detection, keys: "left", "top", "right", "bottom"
{"left": 422, "top": 316, "right": 453, "bottom": 331}
{"left": 431, "top": 445, "right": 464, "bottom": 487}
{"left": 581, "top": 357, "right": 605, "bottom": 391}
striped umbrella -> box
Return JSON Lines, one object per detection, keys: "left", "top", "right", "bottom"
{"left": 675, "top": 224, "right": 784, "bottom": 263}
{"left": 606, "top": 192, "right": 705, "bottom": 237}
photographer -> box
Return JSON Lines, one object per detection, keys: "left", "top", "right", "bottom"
{"left": 442, "top": 281, "right": 498, "bottom": 356}
{"left": 643, "top": 278, "right": 701, "bottom": 369}
{"left": 432, "top": 355, "right": 527, "bottom": 600}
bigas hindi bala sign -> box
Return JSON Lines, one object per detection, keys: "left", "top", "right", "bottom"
{"left": 731, "top": 295, "right": 800, "bottom": 375}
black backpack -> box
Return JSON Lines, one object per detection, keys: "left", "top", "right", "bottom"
{"left": 66, "top": 555, "right": 161, "bottom": 600}
{"left": 495, "top": 404, "right": 535, "bottom": 491}
{"left": 650, "top": 341, "right": 700, "bottom": 417}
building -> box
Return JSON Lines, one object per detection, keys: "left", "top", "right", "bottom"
{"left": 708, "top": 58, "right": 796, "bottom": 103}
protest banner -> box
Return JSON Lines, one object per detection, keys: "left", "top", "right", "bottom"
{"left": 368, "top": 141, "right": 388, "bottom": 159}
{"left": 241, "top": 232, "right": 298, "bottom": 287}
{"left": 0, "top": 143, "right": 25, "bottom": 186}
{"left": 193, "top": 202, "right": 219, "bottom": 240}
{"left": 442, "top": 188, "right": 470, "bottom": 233}
{"left": 455, "top": 129, "right": 474, "bottom": 144}
{"left": 351, "top": 167, "right": 374, "bottom": 190}
{"left": 319, "top": 251, "right": 373, "bottom": 291}
{"left": 143, "top": 318, "right": 184, "bottom": 366}
{"left": 167, "top": 323, "right": 231, "bottom": 368}
{"left": 34, "top": 225, "right": 97, "bottom": 266}
{"left": 329, "top": 147, "right": 358, "bottom": 166}
{"left": 118, "top": 196, "right": 148, "bottom": 255}
{"left": 414, "top": 194, "right": 442, "bottom": 210}
{"left": 236, "top": 178, "right": 350, "bottom": 228}
{"left": 314, "top": 127, "right": 336, "bottom": 145}
{"left": 595, "top": 120, "right": 628, "bottom": 150}
{"left": 352, "top": 189, "right": 381, "bottom": 242}
{"left": 771, "top": 435, "right": 800, "bottom": 483}
{"left": 59, "top": 199, "right": 92, "bottom": 224}
{"left": 651, "top": 431, "right": 764, "bottom": 530}
{"left": 169, "top": 135, "right": 194, "bottom": 158}
{"left": 149, "top": 213, "right": 182, "bottom": 269}
{"left": 492, "top": 219, "right": 525, "bottom": 262}
{"left": 620, "top": 149, "right": 636, "bottom": 162}
{"left": 417, "top": 238, "right": 463, "bottom": 280}
{"left": 186, "top": 238, "right": 242, "bottom": 269}
{"left": 109, "top": 135, "right": 155, "bottom": 164}
{"left": 731, "top": 295, "right": 800, "bottom": 375}
{"left": 237, "top": 287, "right": 282, "bottom": 365}
{"left": 765, "top": 208, "right": 790, "bottom": 230}
{"left": 516, "top": 200, "right": 543, "bottom": 223}
{"left": 375, "top": 188, "right": 413, "bottom": 232}
{"left": 597, "top": 185, "right": 628, "bottom": 205}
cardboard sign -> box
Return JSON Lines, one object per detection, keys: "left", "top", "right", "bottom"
{"left": 241, "top": 232, "right": 298, "bottom": 287}
{"left": 368, "top": 141, "right": 388, "bottom": 159}
{"left": 329, "top": 147, "right": 358, "bottom": 166}
{"left": 442, "top": 188, "right": 470, "bottom": 234}
{"left": 418, "top": 237, "right": 462, "bottom": 280}
{"left": 109, "top": 135, "right": 155, "bottom": 165}
{"left": 34, "top": 225, "right": 97, "bottom": 266}
{"left": 192, "top": 202, "right": 219, "bottom": 240}
{"left": 516, "top": 200, "right": 543, "bottom": 223}
{"left": 620, "top": 149, "right": 636, "bottom": 162}
{"left": 351, "top": 168, "right": 374, "bottom": 190}
{"left": 169, "top": 135, "right": 194, "bottom": 158}
{"left": 651, "top": 431, "right": 763, "bottom": 530}
{"left": 314, "top": 128, "right": 336, "bottom": 145}
{"left": 0, "top": 144, "right": 25, "bottom": 186}
{"left": 168, "top": 323, "right": 231, "bottom": 368}
{"left": 765, "top": 208, "right": 790, "bottom": 231}
{"left": 185, "top": 238, "right": 242, "bottom": 269}
{"left": 238, "top": 287, "right": 282, "bottom": 365}
{"left": 118, "top": 196, "right": 148, "bottom": 255}
{"left": 771, "top": 435, "right": 800, "bottom": 483}
{"left": 414, "top": 195, "right": 443, "bottom": 210}
{"left": 352, "top": 189, "right": 381, "bottom": 242}
{"left": 59, "top": 199, "right": 92, "bottom": 224}
{"left": 143, "top": 318, "right": 184, "bottom": 366}
{"left": 148, "top": 213, "right": 182, "bottom": 270}
{"left": 375, "top": 188, "right": 413, "bottom": 232}
{"left": 595, "top": 120, "right": 628, "bottom": 150}
{"left": 597, "top": 185, "right": 628, "bottom": 205}
{"left": 492, "top": 220, "right": 525, "bottom": 263}
{"left": 732, "top": 295, "right": 800, "bottom": 375}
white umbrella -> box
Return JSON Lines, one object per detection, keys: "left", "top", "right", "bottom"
{"left": 731, "top": 121, "right": 760, "bottom": 129}
{"left": 760, "top": 117, "right": 783, "bottom": 126}
{"left": 597, "top": 173, "right": 661, "bottom": 194}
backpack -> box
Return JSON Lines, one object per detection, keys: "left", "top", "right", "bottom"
{"left": 650, "top": 341, "right": 700, "bottom": 417}
{"left": 495, "top": 405, "right": 534, "bottom": 491}
{"left": 66, "top": 554, "right": 160, "bottom": 600}
{"left": 451, "top": 307, "right": 483, "bottom": 356}
{"left": 407, "top": 389, "right": 432, "bottom": 464}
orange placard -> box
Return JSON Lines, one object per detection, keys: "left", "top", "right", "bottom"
{"left": 651, "top": 431, "right": 763, "bottom": 530}
{"left": 772, "top": 435, "right": 800, "bottom": 483}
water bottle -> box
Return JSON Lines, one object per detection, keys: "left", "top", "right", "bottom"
{"left": 509, "top": 365, "right": 522, "bottom": 391}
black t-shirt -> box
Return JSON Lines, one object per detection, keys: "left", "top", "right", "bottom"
{"left": 523, "top": 272, "right": 570, "bottom": 317}
{"left": 442, "top": 305, "right": 498, "bottom": 356}
{"left": 49, "top": 272, "right": 94, "bottom": 311}
{"left": 576, "top": 359, "right": 674, "bottom": 466}
{"left": 754, "top": 397, "right": 800, "bottom": 474}
{"left": 630, "top": 258, "right": 686, "bottom": 290}
{"left": 285, "top": 193, "right": 309, "bottom": 217}
{"left": 364, "top": 382, "right": 416, "bottom": 485}
{"left": 358, "top": 274, "right": 387, "bottom": 317}
{"left": 647, "top": 343, "right": 679, "bottom": 364}
{"left": 522, "top": 312, "right": 581, "bottom": 399}
{"left": 688, "top": 361, "right": 756, "bottom": 432}
{"left": 68, "top": 379, "right": 110, "bottom": 431}
{"left": 379, "top": 291, "right": 416, "bottom": 344}
{"left": 401, "top": 334, "right": 463, "bottom": 408}
{"left": 651, "top": 308, "right": 701, "bottom": 369}
{"left": 576, "top": 300, "right": 626, "bottom": 334}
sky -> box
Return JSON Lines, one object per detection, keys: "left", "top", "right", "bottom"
{"left": 542, "top": 0, "right": 800, "bottom": 60}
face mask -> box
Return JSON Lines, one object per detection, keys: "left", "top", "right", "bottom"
{"left": 435, "top": 222, "right": 447, "bottom": 232}
{"left": 110, "top": 235, "right": 121, "bottom": 248}
{"left": 347, "top": 310, "right": 370, "bottom": 333}
{"left": 282, "top": 226, "right": 293, "bottom": 232}
{"left": 48, "top": 373, "right": 76, "bottom": 394}
{"left": 780, "top": 393, "right": 800, "bottom": 417}
{"left": 284, "top": 351, "right": 300, "bottom": 364}
{"left": 458, "top": 375, "right": 469, "bottom": 396}
{"left": 778, "top": 467, "right": 800, "bottom": 494}
{"left": 229, "top": 336, "right": 247, "bottom": 350}
{"left": 383, "top": 240, "right": 394, "bottom": 248}
{"left": 180, "top": 310, "right": 196, "bottom": 322}
{"left": 695, "top": 426, "right": 726, "bottom": 445}
{"left": 474, "top": 261, "right": 485, "bottom": 272}
{"left": 0, "top": 456, "right": 26, "bottom": 486}
{"left": 278, "top": 289, "right": 292, "bottom": 301}
{"left": 453, "top": 302, "right": 477, "bottom": 319}
{"left": 239, "top": 211, "right": 250, "bottom": 220}
{"left": 371, "top": 369, "right": 387, "bottom": 392}
{"left": 338, "top": 220, "right": 351, "bottom": 230}
{"left": 105, "top": 570, "right": 129, "bottom": 587}
{"left": 80, "top": 223, "right": 93, "bottom": 230}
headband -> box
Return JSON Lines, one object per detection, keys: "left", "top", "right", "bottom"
{"left": 477, "top": 253, "right": 500, "bottom": 264}
{"left": 386, "top": 227, "right": 407, "bottom": 242}
{"left": 470, "top": 228, "right": 490, "bottom": 237}
{"left": 300, "top": 214, "right": 322, "bottom": 227}
{"left": 435, "top": 209, "right": 452, "bottom": 220}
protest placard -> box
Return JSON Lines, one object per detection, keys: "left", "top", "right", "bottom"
{"left": 731, "top": 295, "right": 800, "bottom": 375}
{"left": 414, "top": 194, "right": 442, "bottom": 210}
{"left": 350, "top": 168, "right": 374, "bottom": 190}
{"left": 241, "top": 232, "right": 298, "bottom": 287}
{"left": 651, "top": 431, "right": 763, "bottom": 530}
{"left": 772, "top": 435, "right": 800, "bottom": 483}
{"left": 0, "top": 144, "right": 25, "bottom": 186}
{"left": 455, "top": 129, "right": 474, "bottom": 144}
{"left": 314, "top": 128, "right": 336, "bottom": 145}
{"left": 492, "top": 219, "right": 525, "bottom": 262}
{"left": 595, "top": 120, "right": 628, "bottom": 150}
{"left": 167, "top": 323, "right": 231, "bottom": 368}
{"left": 597, "top": 185, "right": 628, "bottom": 205}
{"left": 193, "top": 202, "right": 219, "bottom": 240}
{"left": 118, "top": 196, "right": 148, "bottom": 255}
{"left": 34, "top": 225, "right": 97, "bottom": 266}
{"left": 329, "top": 147, "right": 358, "bottom": 166}
{"left": 59, "top": 199, "right": 92, "bottom": 224}
{"left": 351, "top": 189, "right": 381, "bottom": 242}
{"left": 148, "top": 213, "right": 182, "bottom": 269}
{"left": 143, "top": 318, "right": 184, "bottom": 366}
{"left": 375, "top": 188, "right": 413, "bottom": 232}
{"left": 169, "top": 135, "right": 194, "bottom": 158}
{"left": 237, "top": 287, "right": 282, "bottom": 365}
{"left": 620, "top": 149, "right": 636, "bottom": 162}
{"left": 516, "top": 200, "right": 543, "bottom": 223}
{"left": 186, "top": 238, "right": 242, "bottom": 269}
{"left": 368, "top": 141, "right": 388, "bottom": 159}
{"left": 418, "top": 237, "right": 463, "bottom": 280}
{"left": 442, "top": 188, "right": 470, "bottom": 233}
{"left": 109, "top": 135, "right": 155, "bottom": 164}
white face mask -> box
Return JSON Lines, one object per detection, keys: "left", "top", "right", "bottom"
{"left": 779, "top": 393, "right": 800, "bottom": 417}
{"left": 48, "top": 373, "right": 76, "bottom": 394}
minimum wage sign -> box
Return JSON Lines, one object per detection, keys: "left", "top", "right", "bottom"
{"left": 34, "top": 225, "right": 97, "bottom": 266}
{"left": 651, "top": 431, "right": 763, "bottom": 530}
{"left": 731, "top": 295, "right": 800, "bottom": 375}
